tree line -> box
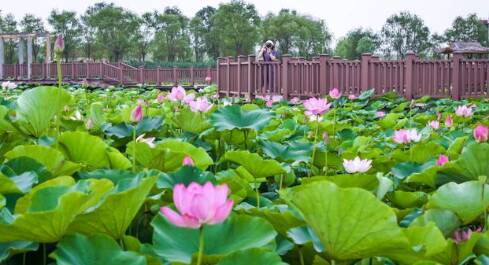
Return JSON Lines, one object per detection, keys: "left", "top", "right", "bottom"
{"left": 0, "top": 1, "right": 487, "bottom": 66}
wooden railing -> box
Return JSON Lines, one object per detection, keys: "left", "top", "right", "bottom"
{"left": 0, "top": 62, "right": 217, "bottom": 86}
{"left": 217, "top": 53, "right": 489, "bottom": 99}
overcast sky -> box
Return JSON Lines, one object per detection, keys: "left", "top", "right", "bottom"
{"left": 1, "top": 0, "right": 488, "bottom": 41}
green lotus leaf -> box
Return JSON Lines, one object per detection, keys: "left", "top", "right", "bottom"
{"left": 437, "top": 143, "right": 489, "bottom": 185}
{"left": 157, "top": 166, "right": 214, "bottom": 189}
{"left": 4, "top": 145, "right": 81, "bottom": 177}
{"left": 16, "top": 86, "right": 72, "bottom": 137}
{"left": 239, "top": 205, "right": 304, "bottom": 236}
{"left": 151, "top": 214, "right": 277, "bottom": 264}
{"left": 216, "top": 248, "right": 287, "bottom": 265}
{"left": 0, "top": 240, "right": 38, "bottom": 263}
{"left": 51, "top": 233, "right": 146, "bottom": 265}
{"left": 0, "top": 194, "right": 4, "bottom": 209}
{"left": 0, "top": 178, "right": 113, "bottom": 242}
{"left": 57, "top": 131, "right": 128, "bottom": 170}
{"left": 389, "top": 191, "right": 428, "bottom": 209}
{"left": 127, "top": 139, "right": 213, "bottom": 172}
{"left": 261, "top": 140, "right": 312, "bottom": 163}
{"left": 223, "top": 151, "right": 285, "bottom": 179}
{"left": 173, "top": 108, "right": 212, "bottom": 134}
{"left": 282, "top": 180, "right": 409, "bottom": 261}
{"left": 287, "top": 226, "right": 324, "bottom": 252}
{"left": 411, "top": 209, "right": 461, "bottom": 237}
{"left": 427, "top": 181, "right": 489, "bottom": 224}
{"left": 103, "top": 117, "right": 163, "bottom": 139}
{"left": 68, "top": 176, "right": 157, "bottom": 239}
{"left": 210, "top": 105, "right": 272, "bottom": 131}
{"left": 0, "top": 171, "right": 37, "bottom": 194}
{"left": 1, "top": 156, "right": 51, "bottom": 184}
{"left": 89, "top": 102, "right": 106, "bottom": 129}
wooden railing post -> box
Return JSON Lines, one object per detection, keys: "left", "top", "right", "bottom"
{"left": 360, "top": 53, "right": 372, "bottom": 92}
{"left": 86, "top": 62, "right": 90, "bottom": 79}
{"left": 99, "top": 62, "right": 103, "bottom": 79}
{"left": 452, "top": 52, "right": 463, "bottom": 100}
{"left": 190, "top": 66, "right": 194, "bottom": 85}
{"left": 247, "top": 55, "right": 256, "bottom": 100}
{"left": 237, "top": 55, "right": 245, "bottom": 97}
{"left": 226, "top": 57, "right": 231, "bottom": 97}
{"left": 173, "top": 66, "right": 177, "bottom": 85}
{"left": 281, "top": 54, "right": 291, "bottom": 99}
{"left": 319, "top": 54, "right": 330, "bottom": 96}
{"left": 156, "top": 67, "right": 161, "bottom": 86}
{"left": 139, "top": 66, "right": 144, "bottom": 84}
{"left": 71, "top": 62, "right": 75, "bottom": 80}
{"left": 332, "top": 56, "right": 341, "bottom": 92}
{"left": 405, "top": 51, "right": 416, "bottom": 99}
{"left": 216, "top": 57, "right": 222, "bottom": 95}
{"left": 119, "top": 62, "right": 123, "bottom": 84}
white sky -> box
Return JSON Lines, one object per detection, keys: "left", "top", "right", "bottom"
{"left": 1, "top": 0, "right": 489, "bottom": 41}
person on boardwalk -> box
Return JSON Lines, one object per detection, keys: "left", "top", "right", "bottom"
{"left": 257, "top": 40, "right": 279, "bottom": 93}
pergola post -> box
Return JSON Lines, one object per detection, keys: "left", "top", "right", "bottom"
{"left": 0, "top": 38, "right": 4, "bottom": 79}
{"left": 45, "top": 33, "right": 51, "bottom": 78}
{"left": 27, "top": 36, "right": 33, "bottom": 79}
{"left": 17, "top": 38, "right": 24, "bottom": 79}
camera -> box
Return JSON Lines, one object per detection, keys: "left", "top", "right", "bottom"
{"left": 266, "top": 43, "right": 272, "bottom": 48}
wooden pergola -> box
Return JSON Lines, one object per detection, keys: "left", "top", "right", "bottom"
{"left": 0, "top": 32, "right": 52, "bottom": 79}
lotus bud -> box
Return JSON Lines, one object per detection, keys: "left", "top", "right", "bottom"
{"left": 182, "top": 155, "right": 195, "bottom": 166}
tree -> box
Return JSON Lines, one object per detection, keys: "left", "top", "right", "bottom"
{"left": 212, "top": 1, "right": 260, "bottom": 56}
{"left": 380, "top": 12, "right": 431, "bottom": 59}
{"left": 133, "top": 13, "right": 154, "bottom": 63}
{"left": 149, "top": 7, "right": 192, "bottom": 62}
{"left": 261, "top": 9, "right": 301, "bottom": 55}
{"left": 83, "top": 3, "right": 139, "bottom": 62}
{"left": 334, "top": 28, "right": 377, "bottom": 59}
{"left": 189, "top": 16, "right": 207, "bottom": 61}
{"left": 20, "top": 14, "right": 45, "bottom": 62}
{"left": 295, "top": 15, "right": 331, "bottom": 58}
{"left": 48, "top": 10, "right": 81, "bottom": 61}
{"left": 195, "top": 6, "right": 219, "bottom": 59}
{"left": 443, "top": 14, "right": 488, "bottom": 46}
{"left": 0, "top": 12, "right": 19, "bottom": 63}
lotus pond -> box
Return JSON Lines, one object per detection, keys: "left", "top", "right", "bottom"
{"left": 2, "top": 84, "right": 489, "bottom": 265}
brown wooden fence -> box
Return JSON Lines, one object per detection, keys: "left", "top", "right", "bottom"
{"left": 0, "top": 62, "right": 217, "bottom": 86}
{"left": 217, "top": 52, "right": 489, "bottom": 99}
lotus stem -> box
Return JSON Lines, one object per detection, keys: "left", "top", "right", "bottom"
{"left": 279, "top": 174, "right": 284, "bottom": 190}
{"left": 332, "top": 109, "right": 336, "bottom": 140}
{"left": 243, "top": 129, "right": 248, "bottom": 150}
{"left": 309, "top": 118, "right": 320, "bottom": 177}
{"left": 481, "top": 175, "right": 487, "bottom": 231}
{"left": 255, "top": 177, "right": 260, "bottom": 208}
{"left": 323, "top": 146, "right": 328, "bottom": 175}
{"left": 43, "top": 243, "right": 47, "bottom": 265}
{"left": 22, "top": 253, "right": 26, "bottom": 265}
{"left": 299, "top": 247, "right": 305, "bottom": 265}
{"left": 197, "top": 226, "right": 205, "bottom": 265}
{"left": 132, "top": 127, "right": 136, "bottom": 172}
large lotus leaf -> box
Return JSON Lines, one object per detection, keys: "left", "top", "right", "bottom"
{"left": 261, "top": 140, "right": 312, "bottom": 163}
{"left": 210, "top": 105, "right": 272, "bottom": 131}
{"left": 239, "top": 205, "right": 304, "bottom": 236}
{"left": 437, "top": 143, "right": 489, "bottom": 185}
{"left": 0, "top": 240, "right": 38, "bottom": 262}
{"left": 173, "top": 108, "right": 212, "bottom": 134}
{"left": 57, "top": 131, "right": 111, "bottom": 170}
{"left": 127, "top": 139, "right": 213, "bottom": 172}
{"left": 411, "top": 209, "right": 461, "bottom": 237}
{"left": 303, "top": 174, "right": 379, "bottom": 191}
{"left": 216, "top": 248, "right": 287, "bottom": 265}
{"left": 107, "top": 147, "right": 132, "bottom": 169}
{"left": 1, "top": 156, "right": 51, "bottom": 184}
{"left": 223, "top": 151, "right": 285, "bottom": 179}
{"left": 16, "top": 86, "right": 72, "bottom": 137}
{"left": 89, "top": 102, "right": 106, "bottom": 129}
{"left": 103, "top": 117, "right": 163, "bottom": 139}
{"left": 282, "top": 180, "right": 409, "bottom": 261}
{"left": 4, "top": 145, "right": 81, "bottom": 176}
{"left": 0, "top": 178, "right": 113, "bottom": 242}
{"left": 0, "top": 171, "right": 37, "bottom": 194}
{"left": 430, "top": 233, "right": 481, "bottom": 265}
{"left": 68, "top": 176, "right": 156, "bottom": 239}
{"left": 392, "top": 142, "right": 445, "bottom": 164}
{"left": 287, "top": 226, "right": 324, "bottom": 252}
{"left": 51, "top": 233, "right": 146, "bottom": 265}
{"left": 388, "top": 191, "right": 427, "bottom": 209}
{"left": 157, "top": 166, "right": 214, "bottom": 189}
{"left": 427, "top": 181, "right": 489, "bottom": 224}
{"left": 151, "top": 214, "right": 276, "bottom": 264}
{"left": 0, "top": 194, "right": 4, "bottom": 209}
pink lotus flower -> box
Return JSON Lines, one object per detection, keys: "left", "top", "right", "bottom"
{"left": 160, "top": 182, "right": 234, "bottom": 228}
{"left": 1, "top": 81, "right": 17, "bottom": 90}
{"left": 183, "top": 93, "right": 196, "bottom": 104}
{"left": 266, "top": 99, "right": 273, "bottom": 108}
{"left": 343, "top": 157, "right": 372, "bottom": 173}
{"left": 86, "top": 118, "right": 93, "bottom": 130}
{"left": 428, "top": 120, "right": 440, "bottom": 130}
{"left": 182, "top": 155, "right": 194, "bottom": 166}
{"left": 167, "top": 86, "right": 187, "bottom": 102}
{"left": 474, "top": 124, "right": 488, "bottom": 143}
{"left": 303, "top": 97, "right": 331, "bottom": 117}
{"left": 393, "top": 129, "right": 421, "bottom": 144}
{"left": 131, "top": 103, "right": 143, "bottom": 122}
{"left": 290, "top": 97, "right": 301, "bottom": 105}
{"left": 455, "top": 105, "right": 473, "bottom": 117}
{"left": 375, "top": 111, "right": 386, "bottom": 118}
{"left": 136, "top": 134, "right": 156, "bottom": 148}
{"left": 156, "top": 93, "right": 165, "bottom": 103}
{"left": 436, "top": 155, "right": 449, "bottom": 166}
{"left": 348, "top": 94, "right": 357, "bottom": 100}
{"left": 329, "top": 88, "right": 342, "bottom": 99}
{"left": 445, "top": 114, "right": 453, "bottom": 128}
{"left": 453, "top": 227, "right": 481, "bottom": 244}
{"left": 54, "top": 34, "right": 64, "bottom": 54}
{"left": 188, "top": 97, "right": 212, "bottom": 113}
